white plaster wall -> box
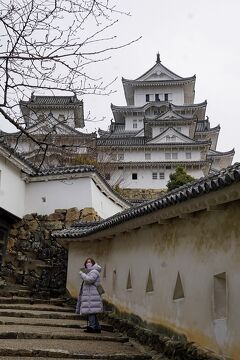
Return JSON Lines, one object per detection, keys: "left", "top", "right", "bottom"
{"left": 134, "top": 86, "right": 184, "bottom": 107}
{"left": 0, "top": 156, "right": 26, "bottom": 217}
{"left": 29, "top": 109, "right": 75, "bottom": 128}
{"left": 25, "top": 177, "right": 93, "bottom": 215}
{"left": 125, "top": 116, "right": 144, "bottom": 131}
{"left": 25, "top": 176, "right": 125, "bottom": 217}
{"left": 114, "top": 149, "right": 201, "bottom": 163}
{"left": 90, "top": 179, "right": 125, "bottom": 218}
{"left": 109, "top": 167, "right": 202, "bottom": 189}
{"left": 66, "top": 199, "right": 240, "bottom": 359}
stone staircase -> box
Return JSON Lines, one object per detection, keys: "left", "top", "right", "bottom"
{"left": 0, "top": 290, "right": 155, "bottom": 360}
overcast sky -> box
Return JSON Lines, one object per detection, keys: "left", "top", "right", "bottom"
{"left": 1, "top": 0, "right": 240, "bottom": 161}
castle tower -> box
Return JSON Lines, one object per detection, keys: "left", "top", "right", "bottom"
{"left": 97, "top": 55, "right": 234, "bottom": 189}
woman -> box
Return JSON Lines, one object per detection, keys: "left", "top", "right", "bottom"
{"left": 76, "top": 257, "right": 103, "bottom": 333}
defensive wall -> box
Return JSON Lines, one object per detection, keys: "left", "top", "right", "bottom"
{"left": 55, "top": 163, "right": 240, "bottom": 360}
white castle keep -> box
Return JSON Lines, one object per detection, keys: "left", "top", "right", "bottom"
{"left": 97, "top": 54, "right": 234, "bottom": 189}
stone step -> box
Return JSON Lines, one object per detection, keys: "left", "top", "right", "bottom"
{"left": 0, "top": 308, "right": 80, "bottom": 320}
{"left": 0, "top": 303, "right": 74, "bottom": 312}
{"left": 0, "top": 296, "right": 68, "bottom": 305}
{"left": 0, "top": 316, "right": 114, "bottom": 332}
{"left": 0, "top": 358, "right": 112, "bottom": 360}
{"left": 0, "top": 328, "right": 128, "bottom": 343}
{"left": 0, "top": 339, "right": 152, "bottom": 359}
{"left": 0, "top": 297, "right": 152, "bottom": 359}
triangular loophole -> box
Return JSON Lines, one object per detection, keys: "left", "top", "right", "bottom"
{"left": 126, "top": 269, "right": 132, "bottom": 289}
{"left": 173, "top": 272, "right": 184, "bottom": 300}
{"left": 146, "top": 269, "right": 154, "bottom": 292}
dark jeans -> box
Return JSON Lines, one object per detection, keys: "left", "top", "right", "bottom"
{"left": 88, "top": 313, "right": 100, "bottom": 330}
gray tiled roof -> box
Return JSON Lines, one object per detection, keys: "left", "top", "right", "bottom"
{"left": 20, "top": 95, "right": 82, "bottom": 106}
{"left": 35, "top": 165, "right": 96, "bottom": 176}
{"left": 53, "top": 162, "right": 240, "bottom": 239}
{"left": 196, "top": 122, "right": 220, "bottom": 132}
{"left": 111, "top": 101, "right": 207, "bottom": 113}
{"left": 97, "top": 137, "right": 146, "bottom": 146}
{"left": 97, "top": 137, "right": 210, "bottom": 147}
{"left": 207, "top": 149, "right": 235, "bottom": 157}
{"left": 98, "top": 129, "right": 139, "bottom": 138}
{"left": 122, "top": 77, "right": 196, "bottom": 87}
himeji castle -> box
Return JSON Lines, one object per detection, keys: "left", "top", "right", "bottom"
{"left": 97, "top": 54, "right": 234, "bottom": 189}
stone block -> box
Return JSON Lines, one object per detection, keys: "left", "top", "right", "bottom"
{"left": 28, "top": 220, "right": 39, "bottom": 232}
{"left": 65, "top": 207, "right": 80, "bottom": 222}
{"left": 45, "top": 221, "right": 63, "bottom": 231}
{"left": 80, "top": 207, "right": 96, "bottom": 217}
{"left": 23, "top": 214, "right": 35, "bottom": 221}
{"left": 55, "top": 208, "right": 67, "bottom": 214}
{"left": 47, "top": 212, "right": 65, "bottom": 221}
{"left": 9, "top": 228, "right": 18, "bottom": 237}
{"left": 18, "top": 228, "right": 29, "bottom": 240}
{"left": 7, "top": 237, "right": 16, "bottom": 251}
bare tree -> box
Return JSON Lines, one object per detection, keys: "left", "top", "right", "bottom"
{"left": 0, "top": 0, "right": 140, "bottom": 168}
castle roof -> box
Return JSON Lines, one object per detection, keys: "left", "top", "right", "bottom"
{"left": 97, "top": 135, "right": 210, "bottom": 148}
{"left": 122, "top": 56, "right": 196, "bottom": 105}
{"left": 111, "top": 101, "right": 207, "bottom": 123}
{"left": 196, "top": 123, "right": 220, "bottom": 133}
{"left": 20, "top": 95, "right": 82, "bottom": 106}
{"left": 207, "top": 148, "right": 235, "bottom": 158}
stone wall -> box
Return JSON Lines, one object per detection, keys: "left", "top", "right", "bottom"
{"left": 117, "top": 188, "right": 166, "bottom": 201}
{"left": 0, "top": 207, "right": 100, "bottom": 297}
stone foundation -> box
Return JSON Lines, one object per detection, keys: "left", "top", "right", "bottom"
{"left": 118, "top": 188, "right": 166, "bottom": 201}
{"left": 0, "top": 207, "right": 100, "bottom": 297}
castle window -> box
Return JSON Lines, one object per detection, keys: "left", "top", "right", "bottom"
{"left": 145, "top": 153, "right": 151, "bottom": 160}
{"left": 155, "top": 94, "right": 160, "bottom": 102}
{"left": 152, "top": 172, "right": 157, "bottom": 180}
{"left": 159, "top": 172, "right": 165, "bottom": 179}
{"left": 186, "top": 152, "right": 192, "bottom": 159}
{"left": 164, "top": 93, "right": 172, "bottom": 101}
{"left": 146, "top": 94, "right": 154, "bottom": 102}
{"left": 133, "top": 119, "right": 138, "bottom": 129}
{"left": 132, "top": 173, "right": 138, "bottom": 180}
{"left": 165, "top": 152, "right": 178, "bottom": 160}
